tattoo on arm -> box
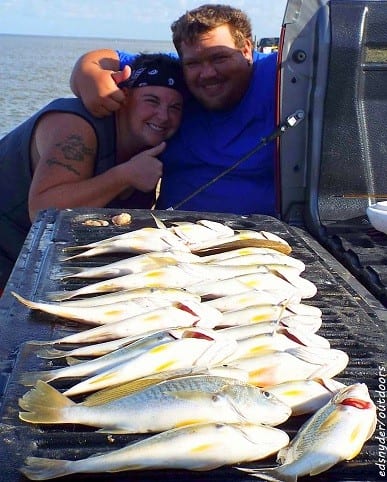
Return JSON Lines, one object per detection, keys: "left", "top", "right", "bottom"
{"left": 45, "top": 134, "right": 95, "bottom": 175}
{"left": 47, "top": 158, "right": 81, "bottom": 175}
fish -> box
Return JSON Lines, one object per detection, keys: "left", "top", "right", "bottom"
{"left": 187, "top": 272, "right": 307, "bottom": 300}
{"left": 201, "top": 247, "right": 305, "bottom": 271}
{"left": 59, "top": 250, "right": 200, "bottom": 279}
{"left": 48, "top": 287, "right": 200, "bottom": 307}
{"left": 19, "top": 374, "right": 292, "bottom": 432}
{"left": 217, "top": 304, "right": 321, "bottom": 328}
{"left": 63, "top": 227, "right": 190, "bottom": 260}
{"left": 20, "top": 422, "right": 290, "bottom": 479}
{"left": 28, "top": 300, "right": 223, "bottom": 345}
{"left": 226, "top": 346, "right": 349, "bottom": 387}
{"left": 12, "top": 291, "right": 181, "bottom": 326}
{"left": 46, "top": 262, "right": 269, "bottom": 302}
{"left": 62, "top": 335, "right": 237, "bottom": 397}
{"left": 204, "top": 289, "right": 296, "bottom": 312}
{"left": 35, "top": 332, "right": 162, "bottom": 359}
{"left": 189, "top": 230, "right": 292, "bottom": 255}
{"left": 19, "top": 328, "right": 189, "bottom": 386}
{"left": 170, "top": 220, "right": 234, "bottom": 244}
{"left": 222, "top": 329, "right": 330, "bottom": 363}
{"left": 47, "top": 265, "right": 202, "bottom": 301}
{"left": 237, "top": 383, "right": 377, "bottom": 481}
{"left": 265, "top": 378, "right": 346, "bottom": 416}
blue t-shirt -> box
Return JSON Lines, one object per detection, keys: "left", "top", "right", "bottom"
{"left": 118, "top": 51, "right": 277, "bottom": 215}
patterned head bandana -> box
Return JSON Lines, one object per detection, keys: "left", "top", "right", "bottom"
{"left": 119, "top": 61, "right": 186, "bottom": 97}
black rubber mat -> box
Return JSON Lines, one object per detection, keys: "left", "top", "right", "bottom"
{"left": 0, "top": 208, "right": 385, "bottom": 481}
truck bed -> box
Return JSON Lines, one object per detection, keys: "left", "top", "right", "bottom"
{"left": 0, "top": 208, "right": 384, "bottom": 481}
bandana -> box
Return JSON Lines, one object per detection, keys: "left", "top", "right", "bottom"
{"left": 119, "top": 65, "right": 186, "bottom": 96}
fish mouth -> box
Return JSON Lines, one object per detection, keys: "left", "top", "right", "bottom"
{"left": 340, "top": 397, "right": 372, "bottom": 409}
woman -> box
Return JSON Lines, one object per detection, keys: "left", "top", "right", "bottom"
{"left": 0, "top": 53, "right": 186, "bottom": 291}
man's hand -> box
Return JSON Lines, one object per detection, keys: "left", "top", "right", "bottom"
{"left": 70, "top": 50, "right": 131, "bottom": 118}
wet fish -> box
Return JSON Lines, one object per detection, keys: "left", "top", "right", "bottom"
{"left": 19, "top": 374, "right": 291, "bottom": 431}
{"left": 204, "top": 289, "right": 295, "bottom": 312}
{"left": 223, "top": 329, "right": 329, "bottom": 363}
{"left": 190, "top": 230, "right": 292, "bottom": 255}
{"left": 35, "top": 332, "right": 163, "bottom": 359}
{"left": 12, "top": 291, "right": 179, "bottom": 325}
{"left": 265, "top": 378, "right": 346, "bottom": 416}
{"left": 170, "top": 220, "right": 234, "bottom": 244}
{"left": 19, "top": 328, "right": 188, "bottom": 386}
{"left": 63, "top": 227, "right": 190, "bottom": 260}
{"left": 60, "top": 251, "right": 200, "bottom": 279}
{"left": 217, "top": 304, "right": 321, "bottom": 328}
{"left": 49, "top": 287, "right": 200, "bottom": 307}
{"left": 238, "top": 383, "right": 377, "bottom": 481}
{"left": 226, "top": 346, "right": 349, "bottom": 387}
{"left": 30, "top": 300, "right": 222, "bottom": 345}
{"left": 20, "top": 422, "right": 289, "bottom": 479}
{"left": 47, "top": 263, "right": 268, "bottom": 302}
{"left": 62, "top": 335, "right": 237, "bottom": 396}
{"left": 201, "top": 247, "right": 305, "bottom": 271}
{"left": 187, "top": 272, "right": 307, "bottom": 300}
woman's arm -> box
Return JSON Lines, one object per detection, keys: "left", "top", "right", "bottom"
{"left": 28, "top": 112, "right": 164, "bottom": 221}
{"left": 70, "top": 49, "right": 131, "bottom": 117}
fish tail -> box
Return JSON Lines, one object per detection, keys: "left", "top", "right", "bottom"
{"left": 236, "top": 466, "right": 295, "bottom": 482}
{"left": 36, "top": 347, "right": 69, "bottom": 359}
{"left": 20, "top": 456, "right": 74, "bottom": 480}
{"left": 55, "top": 266, "right": 85, "bottom": 279}
{"left": 65, "top": 356, "right": 83, "bottom": 366}
{"left": 18, "top": 369, "right": 58, "bottom": 386}
{"left": 46, "top": 290, "right": 77, "bottom": 301}
{"left": 19, "top": 380, "right": 76, "bottom": 424}
{"left": 11, "top": 291, "right": 35, "bottom": 309}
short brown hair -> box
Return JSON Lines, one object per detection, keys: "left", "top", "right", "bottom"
{"left": 171, "top": 4, "right": 253, "bottom": 55}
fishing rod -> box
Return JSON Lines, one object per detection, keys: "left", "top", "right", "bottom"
{"left": 169, "top": 109, "right": 305, "bottom": 210}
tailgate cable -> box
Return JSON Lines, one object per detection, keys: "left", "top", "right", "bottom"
{"left": 168, "top": 109, "right": 305, "bottom": 210}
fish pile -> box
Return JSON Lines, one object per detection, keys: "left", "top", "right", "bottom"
{"left": 12, "top": 216, "right": 376, "bottom": 480}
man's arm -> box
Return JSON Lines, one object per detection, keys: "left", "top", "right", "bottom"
{"left": 70, "top": 49, "right": 131, "bottom": 117}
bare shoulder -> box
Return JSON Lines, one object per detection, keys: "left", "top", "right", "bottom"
{"left": 31, "top": 111, "right": 97, "bottom": 171}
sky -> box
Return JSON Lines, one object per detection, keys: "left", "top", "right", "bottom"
{"left": 0, "top": 0, "right": 287, "bottom": 41}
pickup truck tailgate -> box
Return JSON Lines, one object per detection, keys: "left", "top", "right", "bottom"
{"left": 0, "top": 208, "right": 385, "bottom": 481}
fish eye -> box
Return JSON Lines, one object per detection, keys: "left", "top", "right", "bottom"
{"left": 262, "top": 391, "right": 272, "bottom": 399}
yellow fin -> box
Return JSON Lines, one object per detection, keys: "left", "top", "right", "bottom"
{"left": 82, "top": 378, "right": 162, "bottom": 407}
{"left": 19, "top": 380, "right": 75, "bottom": 424}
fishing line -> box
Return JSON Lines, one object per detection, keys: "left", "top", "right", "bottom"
{"left": 169, "top": 110, "right": 305, "bottom": 210}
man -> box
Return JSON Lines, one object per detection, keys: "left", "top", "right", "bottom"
{"left": 71, "top": 4, "right": 278, "bottom": 215}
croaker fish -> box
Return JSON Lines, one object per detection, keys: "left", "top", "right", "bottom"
{"left": 20, "top": 422, "right": 289, "bottom": 479}
{"left": 189, "top": 230, "right": 292, "bottom": 255}
{"left": 19, "top": 328, "right": 188, "bottom": 386}
{"left": 19, "top": 374, "right": 291, "bottom": 432}
{"left": 59, "top": 250, "right": 200, "bottom": 279}
{"left": 237, "top": 383, "right": 377, "bottom": 481}
{"left": 48, "top": 287, "right": 200, "bottom": 307}
{"left": 201, "top": 247, "right": 305, "bottom": 272}
{"left": 62, "top": 335, "right": 237, "bottom": 396}
{"left": 29, "top": 301, "right": 222, "bottom": 345}
{"left": 226, "top": 346, "right": 349, "bottom": 387}
{"left": 62, "top": 227, "right": 190, "bottom": 259}
{"left": 12, "top": 291, "right": 178, "bottom": 325}
{"left": 265, "top": 378, "right": 346, "bottom": 416}
{"left": 47, "top": 262, "right": 270, "bottom": 302}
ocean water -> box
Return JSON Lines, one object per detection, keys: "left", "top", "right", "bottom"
{"left": 0, "top": 34, "right": 175, "bottom": 139}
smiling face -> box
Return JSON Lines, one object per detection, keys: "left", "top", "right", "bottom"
{"left": 180, "top": 24, "right": 253, "bottom": 111}
{"left": 124, "top": 85, "right": 183, "bottom": 149}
